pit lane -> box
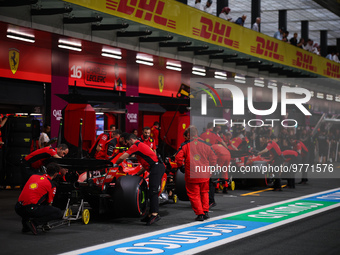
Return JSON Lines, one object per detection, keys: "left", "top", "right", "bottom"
{"left": 1, "top": 166, "right": 339, "bottom": 255}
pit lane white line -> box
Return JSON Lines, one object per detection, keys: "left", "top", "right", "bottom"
{"left": 59, "top": 187, "right": 340, "bottom": 255}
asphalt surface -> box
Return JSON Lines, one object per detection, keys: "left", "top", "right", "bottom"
{"left": 1, "top": 168, "right": 340, "bottom": 255}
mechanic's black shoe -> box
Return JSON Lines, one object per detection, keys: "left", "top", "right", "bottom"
{"left": 22, "top": 225, "right": 30, "bottom": 233}
{"left": 203, "top": 212, "right": 210, "bottom": 220}
{"left": 195, "top": 215, "right": 204, "bottom": 221}
{"left": 209, "top": 202, "right": 216, "bottom": 208}
{"left": 25, "top": 220, "right": 37, "bottom": 235}
{"left": 223, "top": 187, "right": 228, "bottom": 194}
{"left": 140, "top": 215, "right": 151, "bottom": 222}
{"left": 146, "top": 214, "right": 161, "bottom": 225}
{"left": 42, "top": 224, "right": 51, "bottom": 232}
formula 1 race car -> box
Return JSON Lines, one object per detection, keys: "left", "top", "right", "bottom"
{"left": 53, "top": 149, "right": 169, "bottom": 220}
{"left": 229, "top": 150, "right": 273, "bottom": 187}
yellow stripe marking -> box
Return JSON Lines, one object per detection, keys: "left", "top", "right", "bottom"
{"left": 241, "top": 185, "right": 287, "bottom": 196}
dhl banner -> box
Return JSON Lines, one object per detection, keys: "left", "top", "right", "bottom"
{"left": 64, "top": 0, "right": 340, "bottom": 79}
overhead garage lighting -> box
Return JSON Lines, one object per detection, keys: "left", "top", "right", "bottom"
{"left": 7, "top": 29, "right": 35, "bottom": 43}
{"left": 214, "top": 71, "right": 227, "bottom": 80}
{"left": 102, "top": 47, "right": 122, "bottom": 59}
{"left": 326, "top": 94, "right": 333, "bottom": 101}
{"left": 254, "top": 78, "right": 265, "bottom": 87}
{"left": 166, "top": 61, "right": 182, "bottom": 71}
{"left": 58, "top": 39, "right": 82, "bottom": 52}
{"left": 317, "top": 93, "right": 324, "bottom": 99}
{"left": 192, "top": 66, "right": 206, "bottom": 76}
{"left": 234, "top": 74, "right": 246, "bottom": 84}
{"left": 335, "top": 95, "right": 340, "bottom": 102}
{"left": 268, "top": 80, "right": 277, "bottom": 88}
{"left": 136, "top": 53, "right": 153, "bottom": 66}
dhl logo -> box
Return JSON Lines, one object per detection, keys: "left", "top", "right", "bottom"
{"left": 292, "top": 51, "right": 317, "bottom": 72}
{"left": 323, "top": 62, "right": 340, "bottom": 78}
{"left": 192, "top": 17, "right": 239, "bottom": 48}
{"left": 251, "top": 36, "right": 284, "bottom": 62}
{"left": 107, "top": 0, "right": 176, "bottom": 29}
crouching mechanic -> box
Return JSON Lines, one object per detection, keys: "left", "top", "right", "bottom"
{"left": 175, "top": 125, "right": 217, "bottom": 221}
{"left": 116, "top": 133, "right": 165, "bottom": 225}
{"left": 15, "top": 162, "right": 63, "bottom": 235}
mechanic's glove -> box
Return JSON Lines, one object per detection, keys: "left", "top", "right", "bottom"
{"left": 112, "top": 164, "right": 118, "bottom": 168}
{"left": 179, "top": 166, "right": 185, "bottom": 174}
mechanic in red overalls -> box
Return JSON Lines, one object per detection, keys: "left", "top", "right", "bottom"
{"left": 116, "top": 133, "right": 165, "bottom": 225}
{"left": 140, "top": 127, "right": 155, "bottom": 151}
{"left": 282, "top": 150, "right": 302, "bottom": 188}
{"left": 93, "top": 130, "right": 123, "bottom": 161}
{"left": 21, "top": 144, "right": 69, "bottom": 187}
{"left": 200, "top": 123, "right": 228, "bottom": 148}
{"left": 150, "top": 122, "right": 160, "bottom": 149}
{"left": 176, "top": 125, "right": 217, "bottom": 221}
{"left": 257, "top": 134, "right": 284, "bottom": 191}
{"left": 212, "top": 144, "right": 231, "bottom": 195}
{"left": 15, "top": 162, "right": 63, "bottom": 235}
{"left": 0, "top": 115, "right": 8, "bottom": 147}
{"left": 289, "top": 136, "right": 309, "bottom": 184}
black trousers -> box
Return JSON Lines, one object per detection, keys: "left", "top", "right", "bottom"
{"left": 273, "top": 156, "right": 284, "bottom": 189}
{"left": 149, "top": 163, "right": 165, "bottom": 214}
{"left": 15, "top": 202, "right": 62, "bottom": 226}
{"left": 209, "top": 178, "right": 215, "bottom": 204}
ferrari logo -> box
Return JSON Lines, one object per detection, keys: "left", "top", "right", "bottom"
{"left": 9, "top": 48, "right": 19, "bottom": 74}
{"left": 158, "top": 74, "right": 164, "bottom": 93}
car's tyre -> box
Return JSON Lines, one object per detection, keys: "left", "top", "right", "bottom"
{"left": 7, "top": 133, "right": 32, "bottom": 148}
{"left": 175, "top": 169, "right": 189, "bottom": 201}
{"left": 113, "top": 175, "right": 148, "bottom": 217}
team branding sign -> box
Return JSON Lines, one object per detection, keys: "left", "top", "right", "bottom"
{"left": 9, "top": 48, "right": 19, "bottom": 74}
{"left": 158, "top": 74, "right": 164, "bottom": 93}
{"left": 64, "top": 0, "right": 340, "bottom": 78}
{"left": 61, "top": 188, "right": 340, "bottom": 255}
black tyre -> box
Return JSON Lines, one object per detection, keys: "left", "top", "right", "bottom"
{"left": 6, "top": 147, "right": 30, "bottom": 165}
{"left": 4, "top": 163, "right": 22, "bottom": 186}
{"left": 8, "top": 117, "right": 33, "bottom": 133}
{"left": 113, "top": 175, "right": 148, "bottom": 217}
{"left": 175, "top": 169, "right": 189, "bottom": 201}
{"left": 8, "top": 133, "right": 32, "bottom": 148}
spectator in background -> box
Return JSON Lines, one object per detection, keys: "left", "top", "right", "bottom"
{"left": 235, "top": 15, "right": 247, "bottom": 26}
{"left": 282, "top": 30, "right": 289, "bottom": 42}
{"left": 333, "top": 52, "right": 340, "bottom": 63}
{"left": 132, "top": 129, "right": 138, "bottom": 137}
{"left": 290, "top": 33, "right": 298, "bottom": 46}
{"left": 297, "top": 38, "right": 305, "bottom": 48}
{"left": 219, "top": 7, "right": 232, "bottom": 22}
{"left": 204, "top": 0, "right": 213, "bottom": 15}
{"left": 303, "top": 39, "right": 314, "bottom": 52}
{"left": 38, "top": 124, "right": 51, "bottom": 149}
{"left": 274, "top": 27, "right": 284, "bottom": 40}
{"left": 194, "top": 0, "right": 204, "bottom": 11}
{"left": 326, "top": 52, "right": 335, "bottom": 60}
{"left": 252, "top": 17, "right": 261, "bottom": 32}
